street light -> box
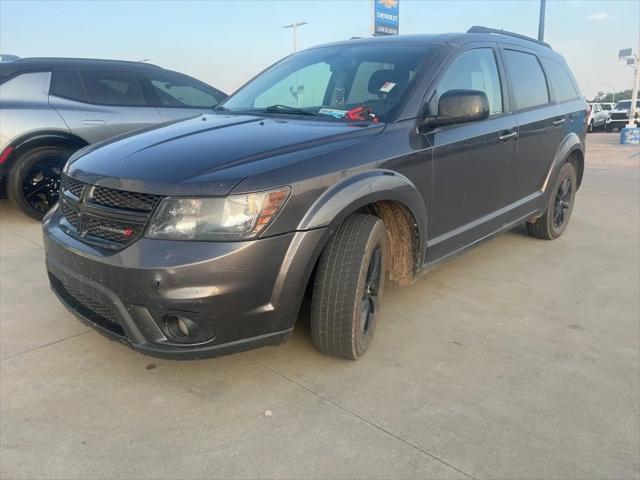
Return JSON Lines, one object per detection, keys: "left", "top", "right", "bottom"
{"left": 618, "top": 47, "right": 639, "bottom": 129}
{"left": 283, "top": 22, "right": 307, "bottom": 52}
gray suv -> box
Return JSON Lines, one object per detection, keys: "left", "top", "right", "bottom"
{"left": 0, "top": 58, "right": 226, "bottom": 219}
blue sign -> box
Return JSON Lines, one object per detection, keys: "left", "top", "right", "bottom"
{"left": 374, "top": 0, "right": 399, "bottom": 36}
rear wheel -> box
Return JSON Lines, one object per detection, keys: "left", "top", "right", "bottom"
{"left": 588, "top": 120, "right": 593, "bottom": 133}
{"left": 7, "top": 146, "right": 73, "bottom": 220}
{"left": 310, "top": 214, "right": 387, "bottom": 360}
{"left": 526, "top": 162, "right": 577, "bottom": 240}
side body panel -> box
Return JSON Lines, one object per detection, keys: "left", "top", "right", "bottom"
{"left": 0, "top": 72, "right": 70, "bottom": 150}
{"left": 49, "top": 94, "right": 163, "bottom": 144}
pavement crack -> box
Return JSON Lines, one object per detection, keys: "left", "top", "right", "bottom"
{"left": 242, "top": 353, "right": 476, "bottom": 480}
{"left": 1, "top": 330, "right": 91, "bottom": 362}
{"left": 2, "top": 227, "right": 44, "bottom": 250}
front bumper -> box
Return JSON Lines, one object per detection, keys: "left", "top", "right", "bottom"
{"left": 43, "top": 205, "right": 328, "bottom": 359}
{"left": 606, "top": 116, "right": 640, "bottom": 127}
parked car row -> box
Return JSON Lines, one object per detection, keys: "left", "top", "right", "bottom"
{"left": 34, "top": 27, "right": 587, "bottom": 360}
{"left": 0, "top": 58, "right": 226, "bottom": 218}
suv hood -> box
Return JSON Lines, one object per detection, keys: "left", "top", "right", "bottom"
{"left": 67, "top": 113, "right": 384, "bottom": 196}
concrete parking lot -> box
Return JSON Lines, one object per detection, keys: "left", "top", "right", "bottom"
{"left": 0, "top": 133, "right": 638, "bottom": 480}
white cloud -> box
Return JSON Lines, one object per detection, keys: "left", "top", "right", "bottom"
{"left": 586, "top": 12, "right": 610, "bottom": 20}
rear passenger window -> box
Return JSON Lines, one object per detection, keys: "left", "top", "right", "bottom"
{"left": 503, "top": 50, "right": 549, "bottom": 110}
{"left": 79, "top": 70, "right": 146, "bottom": 106}
{"left": 430, "top": 48, "right": 503, "bottom": 115}
{"left": 542, "top": 58, "right": 579, "bottom": 102}
{"left": 51, "top": 70, "right": 87, "bottom": 102}
{"left": 146, "top": 72, "right": 222, "bottom": 108}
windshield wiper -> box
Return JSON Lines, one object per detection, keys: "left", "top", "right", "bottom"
{"left": 262, "top": 104, "right": 317, "bottom": 116}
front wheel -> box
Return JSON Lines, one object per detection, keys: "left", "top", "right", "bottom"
{"left": 310, "top": 214, "right": 387, "bottom": 360}
{"left": 527, "top": 162, "right": 577, "bottom": 240}
{"left": 7, "top": 146, "right": 73, "bottom": 220}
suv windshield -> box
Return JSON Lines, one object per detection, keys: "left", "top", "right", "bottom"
{"left": 222, "top": 44, "right": 439, "bottom": 122}
{"left": 614, "top": 100, "right": 640, "bottom": 110}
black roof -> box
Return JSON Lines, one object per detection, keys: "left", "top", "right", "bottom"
{"left": 0, "top": 57, "right": 162, "bottom": 79}
{"left": 316, "top": 27, "right": 558, "bottom": 58}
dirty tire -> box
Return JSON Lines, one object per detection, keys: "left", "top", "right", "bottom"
{"left": 527, "top": 161, "right": 577, "bottom": 240}
{"left": 7, "top": 146, "right": 73, "bottom": 220}
{"left": 310, "top": 213, "right": 387, "bottom": 360}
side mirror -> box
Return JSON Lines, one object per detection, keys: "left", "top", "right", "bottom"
{"left": 419, "top": 89, "right": 490, "bottom": 131}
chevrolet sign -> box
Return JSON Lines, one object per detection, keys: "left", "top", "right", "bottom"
{"left": 373, "top": 0, "right": 399, "bottom": 36}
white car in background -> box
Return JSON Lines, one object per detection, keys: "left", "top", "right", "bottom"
{"left": 587, "top": 102, "right": 614, "bottom": 132}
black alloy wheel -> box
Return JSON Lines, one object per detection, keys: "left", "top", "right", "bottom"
{"left": 7, "top": 146, "right": 75, "bottom": 220}
{"left": 22, "top": 156, "right": 66, "bottom": 215}
{"left": 361, "top": 246, "right": 382, "bottom": 337}
{"left": 552, "top": 177, "right": 572, "bottom": 230}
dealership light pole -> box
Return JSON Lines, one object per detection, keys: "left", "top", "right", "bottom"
{"left": 537, "top": 0, "right": 546, "bottom": 42}
{"left": 283, "top": 22, "right": 307, "bottom": 52}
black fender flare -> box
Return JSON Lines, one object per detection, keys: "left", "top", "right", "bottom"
{"left": 2, "top": 130, "right": 88, "bottom": 172}
{"left": 541, "top": 132, "right": 585, "bottom": 193}
{"left": 297, "top": 169, "right": 427, "bottom": 261}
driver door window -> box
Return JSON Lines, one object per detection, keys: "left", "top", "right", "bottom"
{"left": 430, "top": 48, "right": 503, "bottom": 115}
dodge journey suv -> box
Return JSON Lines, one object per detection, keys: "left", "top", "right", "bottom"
{"left": 43, "top": 27, "right": 586, "bottom": 360}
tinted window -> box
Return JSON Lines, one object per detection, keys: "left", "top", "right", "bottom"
{"left": 503, "top": 50, "right": 549, "bottom": 110}
{"left": 79, "top": 70, "right": 146, "bottom": 106}
{"left": 223, "top": 44, "right": 438, "bottom": 122}
{"left": 51, "top": 70, "right": 87, "bottom": 102}
{"left": 601, "top": 104, "right": 612, "bottom": 110}
{"left": 543, "top": 58, "right": 578, "bottom": 102}
{"left": 430, "top": 48, "right": 503, "bottom": 115}
{"left": 147, "top": 72, "right": 221, "bottom": 108}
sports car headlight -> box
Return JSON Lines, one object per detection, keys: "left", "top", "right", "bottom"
{"left": 146, "top": 187, "right": 290, "bottom": 240}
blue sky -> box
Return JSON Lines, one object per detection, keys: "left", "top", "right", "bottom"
{"left": 0, "top": 0, "right": 637, "bottom": 98}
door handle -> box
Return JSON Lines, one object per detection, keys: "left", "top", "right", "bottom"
{"left": 498, "top": 131, "right": 518, "bottom": 142}
{"left": 82, "top": 120, "right": 106, "bottom": 125}
{"left": 552, "top": 118, "right": 566, "bottom": 126}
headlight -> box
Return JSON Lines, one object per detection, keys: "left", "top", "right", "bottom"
{"left": 146, "top": 187, "right": 290, "bottom": 241}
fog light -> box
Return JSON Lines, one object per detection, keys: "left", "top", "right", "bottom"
{"left": 177, "top": 317, "right": 190, "bottom": 336}
{"left": 160, "top": 313, "right": 215, "bottom": 344}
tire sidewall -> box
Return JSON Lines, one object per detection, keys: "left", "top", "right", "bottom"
{"left": 545, "top": 162, "right": 577, "bottom": 238}
{"left": 7, "top": 146, "right": 74, "bottom": 220}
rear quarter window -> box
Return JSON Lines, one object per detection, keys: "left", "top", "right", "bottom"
{"left": 503, "top": 49, "right": 549, "bottom": 111}
{"left": 51, "top": 70, "right": 88, "bottom": 102}
{"left": 542, "top": 58, "right": 579, "bottom": 103}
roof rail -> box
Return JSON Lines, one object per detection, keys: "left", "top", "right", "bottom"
{"left": 467, "top": 26, "right": 552, "bottom": 49}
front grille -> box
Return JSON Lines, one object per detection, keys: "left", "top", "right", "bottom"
{"left": 58, "top": 177, "right": 163, "bottom": 250}
{"left": 60, "top": 202, "right": 80, "bottom": 229}
{"left": 610, "top": 112, "right": 628, "bottom": 121}
{"left": 91, "top": 186, "right": 161, "bottom": 212}
{"left": 61, "top": 175, "right": 85, "bottom": 198}
{"left": 49, "top": 272, "right": 126, "bottom": 338}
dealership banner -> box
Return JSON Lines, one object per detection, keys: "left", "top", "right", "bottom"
{"left": 373, "top": 0, "right": 399, "bottom": 36}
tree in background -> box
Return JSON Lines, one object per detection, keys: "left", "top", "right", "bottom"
{"left": 590, "top": 90, "right": 633, "bottom": 103}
